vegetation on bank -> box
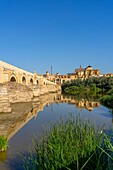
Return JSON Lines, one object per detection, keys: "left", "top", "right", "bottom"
{"left": 100, "top": 88, "right": 113, "bottom": 108}
{"left": 63, "top": 84, "right": 101, "bottom": 96}
{"left": 0, "top": 136, "right": 8, "bottom": 152}
{"left": 22, "top": 115, "right": 113, "bottom": 170}
{"left": 62, "top": 77, "right": 113, "bottom": 93}
{"left": 62, "top": 77, "right": 113, "bottom": 108}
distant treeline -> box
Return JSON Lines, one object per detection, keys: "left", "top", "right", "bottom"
{"left": 62, "top": 77, "right": 113, "bottom": 108}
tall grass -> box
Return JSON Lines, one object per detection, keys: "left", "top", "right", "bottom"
{"left": 0, "top": 136, "right": 8, "bottom": 152}
{"left": 21, "top": 115, "right": 113, "bottom": 170}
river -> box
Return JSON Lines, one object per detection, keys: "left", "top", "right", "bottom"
{"left": 0, "top": 93, "right": 113, "bottom": 170}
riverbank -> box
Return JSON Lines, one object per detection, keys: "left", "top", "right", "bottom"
{"left": 62, "top": 77, "right": 113, "bottom": 109}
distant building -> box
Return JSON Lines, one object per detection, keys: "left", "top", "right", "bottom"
{"left": 59, "top": 65, "right": 100, "bottom": 84}
{"left": 102, "top": 73, "right": 113, "bottom": 77}
{"left": 74, "top": 65, "right": 100, "bottom": 79}
{"left": 43, "top": 65, "right": 100, "bottom": 84}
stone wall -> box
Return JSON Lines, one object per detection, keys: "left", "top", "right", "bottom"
{"left": 0, "top": 84, "right": 11, "bottom": 112}
{"left": 33, "top": 84, "right": 61, "bottom": 97}
{"left": 7, "top": 82, "right": 33, "bottom": 103}
{"left": 0, "top": 82, "right": 61, "bottom": 112}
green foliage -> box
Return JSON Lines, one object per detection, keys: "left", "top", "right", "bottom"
{"left": 0, "top": 136, "right": 8, "bottom": 151}
{"left": 90, "top": 83, "right": 96, "bottom": 91}
{"left": 62, "top": 77, "right": 113, "bottom": 107}
{"left": 100, "top": 95, "right": 113, "bottom": 108}
{"left": 64, "top": 86, "right": 80, "bottom": 95}
{"left": 107, "top": 88, "right": 113, "bottom": 95}
{"left": 21, "top": 115, "right": 113, "bottom": 170}
{"left": 62, "top": 77, "right": 113, "bottom": 92}
{"left": 64, "top": 84, "right": 101, "bottom": 96}
{"left": 100, "top": 87, "right": 113, "bottom": 108}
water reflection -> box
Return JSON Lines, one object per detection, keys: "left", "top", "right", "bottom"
{"left": 55, "top": 94, "right": 100, "bottom": 111}
{"left": 0, "top": 93, "right": 109, "bottom": 142}
{"left": 0, "top": 93, "right": 112, "bottom": 170}
{"left": 0, "top": 151, "right": 7, "bottom": 163}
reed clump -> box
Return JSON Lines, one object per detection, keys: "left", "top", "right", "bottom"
{"left": 22, "top": 115, "right": 113, "bottom": 170}
{"left": 0, "top": 136, "right": 8, "bottom": 152}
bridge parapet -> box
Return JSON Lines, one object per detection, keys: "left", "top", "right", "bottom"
{"left": 0, "top": 60, "right": 57, "bottom": 87}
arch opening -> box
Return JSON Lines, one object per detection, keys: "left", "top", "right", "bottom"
{"left": 37, "top": 80, "right": 39, "bottom": 84}
{"left": 62, "top": 80, "right": 65, "bottom": 83}
{"left": 22, "top": 76, "right": 26, "bottom": 84}
{"left": 10, "top": 76, "right": 16, "bottom": 82}
{"left": 30, "top": 78, "right": 33, "bottom": 85}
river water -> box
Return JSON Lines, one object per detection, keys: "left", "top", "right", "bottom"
{"left": 0, "top": 93, "right": 113, "bottom": 170}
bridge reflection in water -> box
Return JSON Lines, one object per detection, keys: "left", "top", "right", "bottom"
{"left": 0, "top": 93, "right": 100, "bottom": 141}
{"left": 0, "top": 93, "right": 113, "bottom": 168}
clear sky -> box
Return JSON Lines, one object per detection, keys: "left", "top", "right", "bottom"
{"left": 0, "top": 0, "right": 113, "bottom": 74}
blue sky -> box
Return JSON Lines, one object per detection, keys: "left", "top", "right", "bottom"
{"left": 0, "top": 0, "right": 113, "bottom": 74}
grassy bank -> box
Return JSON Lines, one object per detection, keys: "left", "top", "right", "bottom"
{"left": 21, "top": 115, "right": 113, "bottom": 170}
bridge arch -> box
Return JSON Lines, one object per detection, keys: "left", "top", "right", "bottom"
{"left": 30, "top": 78, "right": 33, "bottom": 85}
{"left": 10, "top": 74, "right": 17, "bottom": 82}
{"left": 22, "top": 76, "right": 26, "bottom": 85}
{"left": 37, "top": 80, "right": 39, "bottom": 84}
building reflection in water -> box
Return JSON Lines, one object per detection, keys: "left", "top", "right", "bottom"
{"left": 0, "top": 93, "right": 113, "bottom": 163}
{"left": 55, "top": 94, "right": 100, "bottom": 111}
{"left": 0, "top": 93, "right": 103, "bottom": 143}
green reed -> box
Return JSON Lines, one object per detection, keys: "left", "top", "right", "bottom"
{"left": 22, "top": 115, "right": 113, "bottom": 170}
{"left": 0, "top": 136, "right": 8, "bottom": 152}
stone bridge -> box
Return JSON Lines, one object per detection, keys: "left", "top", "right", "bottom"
{"left": 0, "top": 60, "right": 56, "bottom": 86}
